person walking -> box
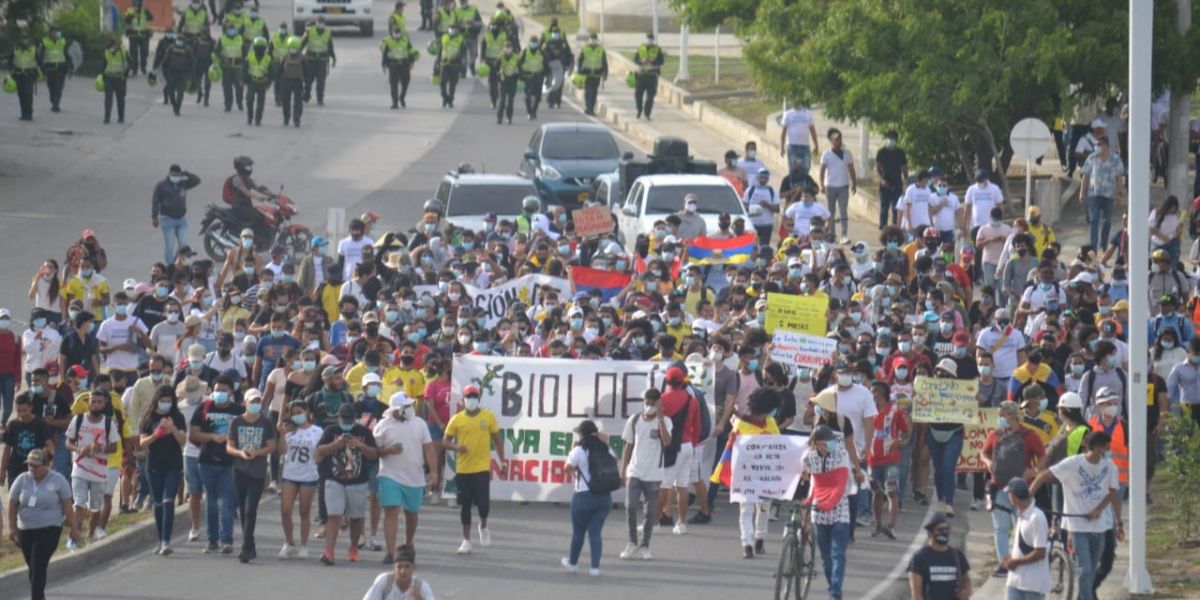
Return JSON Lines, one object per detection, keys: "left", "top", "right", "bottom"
{"left": 123, "top": 0, "right": 154, "bottom": 76}
{"left": 7, "top": 36, "right": 39, "bottom": 121}
{"left": 619, "top": 388, "right": 670, "bottom": 560}
{"left": 278, "top": 36, "right": 305, "bottom": 127}
{"left": 373, "top": 392, "right": 437, "bottom": 562}
{"left": 101, "top": 37, "right": 130, "bottom": 124}
{"left": 302, "top": 17, "right": 336, "bottom": 105}
{"left": 455, "top": 0, "right": 482, "bottom": 75}
{"left": 801, "top": 425, "right": 854, "bottom": 600}
{"left": 151, "top": 165, "right": 201, "bottom": 265}
{"left": 818, "top": 128, "right": 858, "bottom": 244}
{"left": 361, "top": 545, "right": 436, "bottom": 599}
{"left": 542, "top": 28, "right": 572, "bottom": 110}
{"left": 981, "top": 400, "right": 1045, "bottom": 577}
{"left": 190, "top": 30, "right": 216, "bottom": 107}
{"left": 215, "top": 21, "right": 246, "bottom": 112}
{"left": 243, "top": 37, "right": 271, "bottom": 126}
{"left": 138, "top": 385, "right": 186, "bottom": 555}
{"left": 156, "top": 35, "right": 195, "bottom": 116}
{"left": 874, "top": 131, "right": 907, "bottom": 229}
{"left": 561, "top": 419, "right": 617, "bottom": 576}
{"left": 576, "top": 32, "right": 606, "bottom": 116}
{"left": 380, "top": 29, "right": 416, "bottom": 109}
{"left": 1078, "top": 134, "right": 1125, "bottom": 250}
{"left": 38, "top": 27, "right": 74, "bottom": 113}
{"left": 269, "top": 23, "right": 290, "bottom": 106}
{"left": 517, "top": 36, "right": 548, "bottom": 120}
{"left": 435, "top": 25, "right": 465, "bottom": 108}
{"left": 441, "top": 385, "right": 506, "bottom": 554}
{"left": 633, "top": 32, "right": 663, "bottom": 120}
{"left": 316, "top": 403, "right": 378, "bottom": 566}
{"left": 6, "top": 450, "right": 82, "bottom": 600}
{"left": 780, "top": 105, "right": 820, "bottom": 175}
{"left": 188, "top": 375, "right": 244, "bottom": 554}
{"left": 479, "top": 21, "right": 510, "bottom": 108}
{"left": 226, "top": 388, "right": 275, "bottom": 563}
{"left": 1001, "top": 477, "right": 1052, "bottom": 600}
{"left": 278, "top": 400, "right": 322, "bottom": 559}
{"left": 907, "top": 512, "right": 972, "bottom": 600}
{"left": 494, "top": 44, "right": 519, "bottom": 125}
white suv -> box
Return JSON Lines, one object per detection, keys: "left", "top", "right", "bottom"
{"left": 612, "top": 174, "right": 757, "bottom": 253}
{"left": 292, "top": 0, "right": 374, "bottom": 36}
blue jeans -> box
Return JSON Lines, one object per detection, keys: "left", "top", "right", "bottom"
{"left": 815, "top": 521, "right": 850, "bottom": 599}
{"left": 159, "top": 216, "right": 188, "bottom": 265}
{"left": 198, "top": 463, "right": 235, "bottom": 545}
{"left": 1085, "top": 195, "right": 1114, "bottom": 250}
{"left": 0, "top": 373, "right": 15, "bottom": 425}
{"left": 1071, "top": 530, "right": 1106, "bottom": 600}
{"left": 1007, "top": 589, "right": 1045, "bottom": 600}
{"left": 148, "top": 466, "right": 182, "bottom": 544}
{"left": 568, "top": 490, "right": 611, "bottom": 569}
{"left": 854, "top": 460, "right": 871, "bottom": 523}
{"left": 927, "top": 428, "right": 964, "bottom": 506}
{"left": 787, "top": 144, "right": 812, "bottom": 174}
{"left": 991, "top": 487, "right": 1016, "bottom": 562}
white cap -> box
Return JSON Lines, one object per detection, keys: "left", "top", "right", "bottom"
{"left": 389, "top": 391, "right": 414, "bottom": 408}
{"left": 187, "top": 344, "right": 206, "bottom": 362}
{"left": 123, "top": 278, "right": 138, "bottom": 290}
{"left": 0, "top": 308, "right": 10, "bottom": 319}
{"left": 244, "top": 388, "right": 263, "bottom": 403}
{"left": 362, "top": 373, "right": 382, "bottom": 386}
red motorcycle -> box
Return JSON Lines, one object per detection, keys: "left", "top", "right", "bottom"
{"left": 200, "top": 189, "right": 313, "bottom": 261}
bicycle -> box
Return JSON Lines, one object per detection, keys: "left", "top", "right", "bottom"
{"left": 993, "top": 504, "right": 1081, "bottom": 600}
{"left": 774, "top": 501, "right": 817, "bottom": 600}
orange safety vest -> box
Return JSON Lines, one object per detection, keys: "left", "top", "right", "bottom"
{"left": 1088, "top": 416, "right": 1128, "bottom": 484}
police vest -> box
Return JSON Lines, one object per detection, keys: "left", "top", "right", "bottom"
{"left": 483, "top": 30, "right": 506, "bottom": 59}
{"left": 636, "top": 43, "right": 661, "bottom": 74}
{"left": 515, "top": 213, "right": 532, "bottom": 235}
{"left": 390, "top": 12, "right": 407, "bottom": 32}
{"left": 126, "top": 8, "right": 151, "bottom": 33}
{"left": 42, "top": 37, "right": 67, "bottom": 65}
{"left": 580, "top": 44, "right": 604, "bottom": 71}
{"left": 455, "top": 5, "right": 480, "bottom": 29}
{"left": 305, "top": 27, "right": 331, "bottom": 55}
{"left": 440, "top": 33, "right": 464, "bottom": 63}
{"left": 246, "top": 51, "right": 270, "bottom": 81}
{"left": 499, "top": 53, "right": 519, "bottom": 77}
{"left": 520, "top": 48, "right": 543, "bottom": 75}
{"left": 435, "top": 8, "right": 457, "bottom": 33}
{"left": 183, "top": 8, "right": 207, "bottom": 34}
{"left": 1065, "top": 424, "right": 1089, "bottom": 457}
{"left": 219, "top": 34, "right": 244, "bottom": 63}
{"left": 243, "top": 18, "right": 267, "bottom": 40}
{"left": 12, "top": 46, "right": 36, "bottom": 71}
{"left": 104, "top": 48, "right": 128, "bottom": 77}
{"left": 382, "top": 36, "right": 412, "bottom": 62}
{"left": 271, "top": 33, "right": 289, "bottom": 60}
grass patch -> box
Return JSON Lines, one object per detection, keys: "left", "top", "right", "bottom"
{"left": 620, "top": 52, "right": 753, "bottom": 94}
{"left": 0, "top": 509, "right": 154, "bottom": 573}
{"left": 710, "top": 96, "right": 779, "bottom": 132}
{"left": 529, "top": 11, "right": 580, "bottom": 35}
{"left": 1145, "top": 477, "right": 1200, "bottom": 597}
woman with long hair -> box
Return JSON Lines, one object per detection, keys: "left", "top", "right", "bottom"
{"left": 27, "top": 259, "right": 62, "bottom": 325}
{"left": 138, "top": 384, "right": 187, "bottom": 555}
{"left": 561, "top": 419, "right": 616, "bottom": 576}
{"left": 278, "top": 400, "right": 323, "bottom": 558}
{"left": 1149, "top": 194, "right": 1182, "bottom": 264}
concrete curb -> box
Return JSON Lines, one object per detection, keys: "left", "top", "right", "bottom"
{"left": 0, "top": 506, "right": 186, "bottom": 600}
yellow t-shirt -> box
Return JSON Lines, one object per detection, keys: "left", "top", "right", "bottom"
{"left": 63, "top": 275, "right": 110, "bottom": 308}
{"left": 444, "top": 408, "right": 499, "bottom": 474}
{"left": 345, "top": 362, "right": 374, "bottom": 396}
{"left": 219, "top": 306, "right": 251, "bottom": 333}
{"left": 70, "top": 391, "right": 133, "bottom": 465}
{"left": 387, "top": 367, "right": 426, "bottom": 401}
{"left": 683, "top": 286, "right": 715, "bottom": 317}
{"left": 664, "top": 322, "right": 690, "bottom": 343}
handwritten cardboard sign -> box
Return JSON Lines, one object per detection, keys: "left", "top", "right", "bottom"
{"left": 571, "top": 206, "right": 616, "bottom": 238}
{"left": 912, "top": 376, "right": 979, "bottom": 425}
{"left": 770, "top": 330, "right": 837, "bottom": 370}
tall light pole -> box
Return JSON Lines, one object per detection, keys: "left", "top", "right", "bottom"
{"left": 1125, "top": 0, "right": 1154, "bottom": 593}
{"left": 714, "top": 25, "right": 720, "bottom": 84}
{"left": 576, "top": 0, "right": 588, "bottom": 40}
{"left": 676, "top": 24, "right": 690, "bottom": 82}
{"left": 651, "top": 0, "right": 659, "bottom": 39}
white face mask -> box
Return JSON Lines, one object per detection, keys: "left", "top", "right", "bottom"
{"left": 837, "top": 374, "right": 852, "bottom": 387}
{"left": 1102, "top": 405, "right": 1119, "bottom": 418}
{"left": 643, "top": 404, "right": 657, "bottom": 416}
{"left": 464, "top": 397, "right": 480, "bottom": 411}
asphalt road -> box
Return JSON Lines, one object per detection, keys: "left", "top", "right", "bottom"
{"left": 1, "top": 1, "right": 932, "bottom": 597}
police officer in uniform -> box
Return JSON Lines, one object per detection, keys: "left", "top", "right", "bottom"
{"left": 278, "top": 36, "right": 305, "bottom": 127}
{"left": 433, "top": 0, "right": 458, "bottom": 37}
{"left": 156, "top": 34, "right": 194, "bottom": 115}
{"left": 177, "top": 0, "right": 211, "bottom": 41}
{"left": 515, "top": 196, "right": 539, "bottom": 235}
{"left": 388, "top": 1, "right": 408, "bottom": 34}
{"left": 123, "top": 0, "right": 154, "bottom": 76}
{"left": 244, "top": 37, "right": 271, "bottom": 126}
{"left": 634, "top": 32, "right": 663, "bottom": 120}
{"left": 490, "top": 2, "right": 517, "bottom": 41}
{"left": 455, "top": 0, "right": 482, "bottom": 75}
{"left": 517, "top": 35, "right": 548, "bottom": 120}
{"left": 419, "top": 0, "right": 434, "bottom": 31}
{"left": 102, "top": 37, "right": 130, "bottom": 124}
{"left": 379, "top": 29, "right": 416, "bottom": 109}
{"left": 576, "top": 32, "right": 606, "bottom": 116}
{"left": 302, "top": 17, "right": 336, "bottom": 105}
{"left": 269, "top": 23, "right": 289, "bottom": 106}
{"left": 436, "top": 24, "right": 465, "bottom": 108}
{"left": 192, "top": 29, "right": 215, "bottom": 106}
{"left": 242, "top": 7, "right": 268, "bottom": 41}
{"left": 7, "top": 37, "right": 38, "bottom": 121}
{"left": 542, "top": 26, "right": 572, "bottom": 109}
{"left": 152, "top": 30, "right": 179, "bottom": 104}
{"left": 494, "top": 43, "right": 519, "bottom": 125}
{"left": 215, "top": 20, "right": 246, "bottom": 111}
{"left": 479, "top": 21, "right": 509, "bottom": 108}
{"left": 39, "top": 27, "right": 74, "bottom": 113}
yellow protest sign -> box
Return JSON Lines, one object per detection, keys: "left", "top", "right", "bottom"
{"left": 912, "top": 376, "right": 979, "bottom": 425}
{"left": 763, "top": 293, "right": 828, "bottom": 336}
{"left": 957, "top": 408, "right": 1001, "bottom": 473}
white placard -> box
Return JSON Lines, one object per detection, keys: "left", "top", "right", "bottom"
{"left": 770, "top": 330, "right": 838, "bottom": 370}
{"left": 729, "top": 434, "right": 809, "bottom": 503}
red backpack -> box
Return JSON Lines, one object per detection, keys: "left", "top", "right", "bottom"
{"left": 222, "top": 176, "right": 237, "bottom": 205}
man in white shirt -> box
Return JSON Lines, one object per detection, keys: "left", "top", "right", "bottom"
{"left": 975, "top": 308, "right": 1026, "bottom": 383}
{"left": 337, "top": 218, "right": 375, "bottom": 282}
{"left": 742, "top": 168, "right": 779, "bottom": 245}
{"left": 736, "top": 141, "right": 765, "bottom": 178}
{"left": 779, "top": 106, "right": 820, "bottom": 174}
{"left": 962, "top": 169, "right": 1004, "bottom": 234}
{"left": 899, "top": 170, "right": 934, "bottom": 236}
{"left": 929, "top": 171, "right": 960, "bottom": 243}
{"left": 827, "top": 363, "right": 877, "bottom": 530}
{"left": 783, "top": 186, "right": 830, "bottom": 238}
{"left": 96, "top": 292, "right": 150, "bottom": 386}
{"left": 818, "top": 128, "right": 857, "bottom": 243}
{"left": 619, "top": 388, "right": 672, "bottom": 560}
{"left": 372, "top": 392, "right": 437, "bottom": 559}
{"left": 1001, "top": 477, "right": 1052, "bottom": 599}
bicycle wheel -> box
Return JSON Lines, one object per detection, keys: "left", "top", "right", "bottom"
{"left": 797, "top": 529, "right": 817, "bottom": 600}
{"left": 1048, "top": 545, "right": 1077, "bottom": 600}
{"left": 775, "top": 534, "right": 798, "bottom": 600}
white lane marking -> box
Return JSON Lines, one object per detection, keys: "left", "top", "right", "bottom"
{"left": 861, "top": 502, "right": 938, "bottom": 600}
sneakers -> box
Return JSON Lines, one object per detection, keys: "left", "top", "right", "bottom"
{"left": 914, "top": 492, "right": 930, "bottom": 506}
{"left": 672, "top": 522, "right": 687, "bottom": 535}
{"left": 686, "top": 512, "right": 712, "bottom": 525}
{"left": 870, "top": 526, "right": 883, "bottom": 538}
{"left": 298, "top": 546, "right": 309, "bottom": 559}
{"left": 348, "top": 547, "right": 360, "bottom": 562}
{"left": 320, "top": 550, "right": 335, "bottom": 566}
{"left": 188, "top": 528, "right": 202, "bottom": 542}
{"left": 238, "top": 548, "right": 252, "bottom": 563}
{"left": 92, "top": 528, "right": 108, "bottom": 541}
{"left": 638, "top": 546, "right": 653, "bottom": 561}
{"left": 992, "top": 566, "right": 1008, "bottom": 578}
{"left": 160, "top": 544, "right": 173, "bottom": 557}
{"left": 589, "top": 568, "right": 600, "bottom": 577}
{"left": 658, "top": 515, "right": 674, "bottom": 527}
{"left": 561, "top": 557, "right": 578, "bottom": 573}
{"left": 619, "top": 543, "right": 638, "bottom": 560}
{"left": 754, "top": 539, "right": 765, "bottom": 555}
{"left": 203, "top": 541, "right": 219, "bottom": 554}
{"left": 279, "top": 543, "right": 295, "bottom": 559}
{"left": 153, "top": 543, "right": 162, "bottom": 555}
{"left": 970, "top": 499, "right": 984, "bottom": 511}
{"left": 457, "top": 539, "right": 472, "bottom": 555}
{"left": 220, "top": 544, "right": 233, "bottom": 555}
{"left": 856, "top": 513, "right": 875, "bottom": 527}
{"left": 382, "top": 553, "right": 394, "bottom": 564}
{"left": 882, "top": 525, "right": 897, "bottom": 540}
{"left": 366, "top": 536, "right": 383, "bottom": 551}
{"left": 315, "top": 525, "right": 326, "bottom": 539}
{"left": 742, "top": 545, "right": 754, "bottom": 559}
{"left": 478, "top": 525, "right": 491, "bottom": 547}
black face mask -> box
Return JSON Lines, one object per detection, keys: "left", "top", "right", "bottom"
{"left": 400, "top": 355, "right": 415, "bottom": 366}
{"left": 933, "top": 533, "right": 950, "bottom": 545}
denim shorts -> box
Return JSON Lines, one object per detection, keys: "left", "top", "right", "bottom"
{"left": 282, "top": 478, "right": 319, "bottom": 489}
{"left": 185, "top": 455, "right": 202, "bottom": 495}
{"left": 870, "top": 464, "right": 900, "bottom": 493}
{"left": 366, "top": 461, "right": 380, "bottom": 494}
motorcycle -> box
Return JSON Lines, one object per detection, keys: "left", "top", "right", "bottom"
{"left": 199, "top": 188, "right": 313, "bottom": 262}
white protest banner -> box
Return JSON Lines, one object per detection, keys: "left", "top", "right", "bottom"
{"left": 729, "top": 434, "right": 809, "bottom": 503}
{"left": 449, "top": 355, "right": 669, "bottom": 502}
{"left": 770, "top": 330, "right": 838, "bottom": 370}
{"left": 413, "top": 275, "right": 570, "bottom": 327}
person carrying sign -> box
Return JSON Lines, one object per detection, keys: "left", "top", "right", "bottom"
{"left": 710, "top": 387, "right": 780, "bottom": 559}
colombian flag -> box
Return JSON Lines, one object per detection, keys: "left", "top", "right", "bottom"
{"left": 687, "top": 232, "right": 757, "bottom": 265}
{"left": 571, "top": 266, "right": 632, "bottom": 301}
{"left": 710, "top": 440, "right": 736, "bottom": 486}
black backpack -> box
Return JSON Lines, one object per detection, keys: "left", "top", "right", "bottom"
{"left": 661, "top": 391, "right": 692, "bottom": 468}
{"left": 582, "top": 446, "right": 621, "bottom": 494}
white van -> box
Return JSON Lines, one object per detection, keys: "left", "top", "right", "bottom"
{"left": 292, "top": 0, "right": 374, "bottom": 36}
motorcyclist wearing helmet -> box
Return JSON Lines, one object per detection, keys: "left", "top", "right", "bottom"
{"left": 228, "top": 156, "right": 273, "bottom": 246}
{"left": 515, "top": 196, "right": 540, "bottom": 236}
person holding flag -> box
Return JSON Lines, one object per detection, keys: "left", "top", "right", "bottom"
{"left": 710, "top": 387, "right": 781, "bottom": 559}
{"left": 801, "top": 423, "right": 854, "bottom": 600}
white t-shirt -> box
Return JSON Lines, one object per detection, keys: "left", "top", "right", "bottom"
{"left": 1050, "top": 453, "right": 1119, "bottom": 533}
{"left": 737, "top": 157, "right": 766, "bottom": 177}
{"left": 819, "top": 149, "right": 854, "bottom": 188}
{"left": 975, "top": 326, "right": 1026, "bottom": 379}
{"left": 373, "top": 414, "right": 433, "bottom": 488}
{"left": 742, "top": 184, "right": 778, "bottom": 227}
{"left": 150, "top": 320, "right": 186, "bottom": 363}
{"left": 282, "top": 425, "right": 324, "bottom": 483}
{"left": 96, "top": 316, "right": 148, "bottom": 371}
{"left": 337, "top": 236, "right": 375, "bottom": 281}
{"left": 931, "top": 192, "right": 960, "bottom": 232}
{"left": 900, "top": 183, "right": 934, "bottom": 228}
{"left": 622, "top": 413, "right": 673, "bottom": 482}
{"left": 1007, "top": 503, "right": 1052, "bottom": 594}
{"left": 781, "top": 108, "right": 814, "bottom": 146}
{"left": 181, "top": 402, "right": 202, "bottom": 459}
{"left": 568, "top": 445, "right": 617, "bottom": 493}
{"left": 1020, "top": 284, "right": 1069, "bottom": 312}
{"left": 783, "top": 201, "right": 831, "bottom": 236}
{"left": 964, "top": 182, "right": 1004, "bottom": 228}
{"left": 832, "top": 383, "right": 878, "bottom": 457}
{"left": 203, "top": 351, "right": 247, "bottom": 380}
{"left": 66, "top": 414, "right": 120, "bottom": 482}
{"left": 266, "top": 368, "right": 288, "bottom": 412}
{"left": 361, "top": 573, "right": 436, "bottom": 600}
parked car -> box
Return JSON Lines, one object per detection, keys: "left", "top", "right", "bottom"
{"left": 612, "top": 174, "right": 757, "bottom": 253}
{"left": 519, "top": 122, "right": 628, "bottom": 210}
{"left": 293, "top": 0, "right": 374, "bottom": 36}
{"left": 435, "top": 173, "right": 540, "bottom": 233}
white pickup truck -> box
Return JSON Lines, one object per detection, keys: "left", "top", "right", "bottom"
{"left": 609, "top": 174, "right": 757, "bottom": 253}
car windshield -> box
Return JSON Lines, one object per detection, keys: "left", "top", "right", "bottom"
{"left": 448, "top": 184, "right": 538, "bottom": 216}
{"left": 541, "top": 131, "right": 620, "bottom": 160}
{"left": 645, "top": 184, "right": 740, "bottom": 215}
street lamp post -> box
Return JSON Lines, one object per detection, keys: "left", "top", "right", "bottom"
{"left": 676, "top": 25, "right": 690, "bottom": 83}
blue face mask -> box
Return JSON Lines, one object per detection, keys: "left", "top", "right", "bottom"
{"left": 895, "top": 367, "right": 909, "bottom": 380}
{"left": 474, "top": 341, "right": 488, "bottom": 352}
{"left": 747, "top": 359, "right": 759, "bottom": 370}
{"left": 31, "top": 385, "right": 45, "bottom": 395}
{"left": 212, "top": 391, "right": 230, "bottom": 404}
{"left": 997, "top": 416, "right": 1009, "bottom": 429}
{"left": 32, "top": 318, "right": 47, "bottom": 329}
{"left": 386, "top": 310, "right": 400, "bottom": 322}
{"left": 271, "top": 329, "right": 285, "bottom": 339}
{"left": 114, "top": 304, "right": 128, "bottom": 316}
{"left": 414, "top": 308, "right": 427, "bottom": 320}
{"left": 462, "top": 242, "right": 475, "bottom": 251}
{"left": 291, "top": 413, "right": 308, "bottom": 425}
{"left": 169, "top": 175, "right": 182, "bottom": 184}
{"left": 408, "top": 332, "right": 423, "bottom": 343}
{"left": 339, "top": 421, "right": 354, "bottom": 432}
{"left": 1038, "top": 399, "right": 1048, "bottom": 412}
{"left": 226, "top": 28, "right": 237, "bottom": 36}
{"left": 157, "top": 401, "right": 173, "bottom": 413}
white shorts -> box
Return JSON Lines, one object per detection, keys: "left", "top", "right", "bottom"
{"left": 664, "top": 443, "right": 696, "bottom": 489}
{"left": 106, "top": 467, "right": 120, "bottom": 496}
{"left": 73, "top": 477, "right": 105, "bottom": 511}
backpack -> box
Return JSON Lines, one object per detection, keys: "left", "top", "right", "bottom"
{"left": 1081, "top": 367, "right": 1126, "bottom": 407}
{"left": 581, "top": 445, "right": 621, "bottom": 494}
{"left": 661, "top": 390, "right": 692, "bottom": 468}
{"left": 689, "top": 383, "right": 713, "bottom": 442}
{"left": 991, "top": 428, "right": 1029, "bottom": 486}
{"left": 70, "top": 412, "right": 113, "bottom": 447}
{"left": 221, "top": 175, "right": 237, "bottom": 205}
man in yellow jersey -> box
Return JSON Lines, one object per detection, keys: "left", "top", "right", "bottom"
{"left": 442, "top": 385, "right": 506, "bottom": 554}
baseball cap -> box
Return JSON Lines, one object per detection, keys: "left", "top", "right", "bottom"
{"left": 187, "top": 344, "right": 206, "bottom": 363}
{"left": 1004, "top": 477, "right": 1031, "bottom": 500}
{"left": 665, "top": 366, "right": 687, "bottom": 383}
{"left": 244, "top": 388, "right": 264, "bottom": 403}
{"left": 362, "top": 373, "right": 382, "bottom": 386}
{"left": 25, "top": 449, "right": 49, "bottom": 466}
{"left": 389, "top": 391, "right": 414, "bottom": 408}
{"left": 463, "top": 385, "right": 481, "bottom": 398}
{"left": 1058, "top": 392, "right": 1084, "bottom": 409}
{"left": 321, "top": 365, "right": 341, "bottom": 380}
